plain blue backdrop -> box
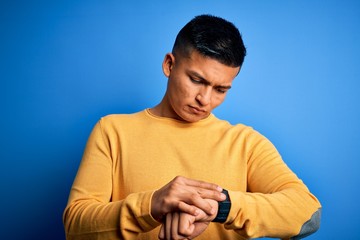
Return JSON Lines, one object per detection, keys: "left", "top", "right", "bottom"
{"left": 1, "top": 1, "right": 359, "bottom": 239}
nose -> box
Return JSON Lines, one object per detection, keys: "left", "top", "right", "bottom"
{"left": 196, "top": 87, "right": 211, "bottom": 106}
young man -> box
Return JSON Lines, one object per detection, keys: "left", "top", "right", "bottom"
{"left": 63, "top": 15, "right": 321, "bottom": 239}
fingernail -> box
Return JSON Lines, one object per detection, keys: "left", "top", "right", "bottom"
{"left": 217, "top": 186, "right": 223, "bottom": 192}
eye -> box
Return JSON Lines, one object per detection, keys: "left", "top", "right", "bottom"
{"left": 215, "top": 88, "right": 227, "bottom": 94}
{"left": 190, "top": 77, "right": 201, "bottom": 84}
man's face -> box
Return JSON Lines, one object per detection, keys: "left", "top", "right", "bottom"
{"left": 160, "top": 50, "right": 240, "bottom": 123}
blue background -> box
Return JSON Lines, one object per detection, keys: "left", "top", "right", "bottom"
{"left": 1, "top": 1, "right": 359, "bottom": 239}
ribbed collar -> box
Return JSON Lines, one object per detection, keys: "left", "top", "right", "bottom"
{"left": 144, "top": 108, "right": 215, "bottom": 127}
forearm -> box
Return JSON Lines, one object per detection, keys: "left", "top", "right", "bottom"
{"left": 224, "top": 187, "right": 321, "bottom": 239}
{"left": 63, "top": 191, "right": 160, "bottom": 240}
{"left": 231, "top": 129, "right": 322, "bottom": 238}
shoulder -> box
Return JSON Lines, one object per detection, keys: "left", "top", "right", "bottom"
{"left": 94, "top": 110, "right": 147, "bottom": 133}
{"left": 100, "top": 111, "right": 145, "bottom": 124}
{"left": 211, "top": 115, "right": 256, "bottom": 135}
{"left": 211, "top": 116, "right": 270, "bottom": 145}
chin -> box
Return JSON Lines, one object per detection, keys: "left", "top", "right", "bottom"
{"left": 183, "top": 118, "right": 200, "bottom": 123}
{"left": 174, "top": 108, "right": 207, "bottom": 123}
{"left": 180, "top": 113, "right": 206, "bottom": 123}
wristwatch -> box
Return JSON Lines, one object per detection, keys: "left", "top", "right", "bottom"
{"left": 212, "top": 189, "right": 231, "bottom": 223}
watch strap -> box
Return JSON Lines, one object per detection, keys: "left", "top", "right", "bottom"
{"left": 212, "top": 189, "right": 231, "bottom": 223}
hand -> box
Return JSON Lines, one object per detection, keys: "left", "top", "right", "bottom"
{"left": 158, "top": 199, "right": 218, "bottom": 240}
{"left": 151, "top": 176, "right": 225, "bottom": 222}
{"left": 158, "top": 212, "right": 207, "bottom": 240}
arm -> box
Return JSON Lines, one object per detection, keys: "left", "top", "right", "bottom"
{"left": 63, "top": 121, "right": 158, "bottom": 239}
{"left": 223, "top": 130, "right": 321, "bottom": 239}
{"left": 160, "top": 129, "right": 321, "bottom": 239}
{"left": 63, "top": 120, "right": 225, "bottom": 240}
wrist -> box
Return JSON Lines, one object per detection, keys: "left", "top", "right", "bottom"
{"left": 150, "top": 190, "right": 163, "bottom": 222}
{"left": 212, "top": 189, "right": 231, "bottom": 223}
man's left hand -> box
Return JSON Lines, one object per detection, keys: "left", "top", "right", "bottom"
{"left": 158, "top": 199, "right": 218, "bottom": 240}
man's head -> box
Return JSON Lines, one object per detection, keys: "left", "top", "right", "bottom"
{"left": 172, "top": 14, "right": 246, "bottom": 68}
{"left": 152, "top": 15, "right": 246, "bottom": 123}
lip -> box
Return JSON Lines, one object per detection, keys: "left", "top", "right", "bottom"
{"left": 189, "top": 105, "right": 206, "bottom": 114}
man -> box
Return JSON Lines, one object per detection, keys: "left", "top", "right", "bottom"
{"left": 63, "top": 15, "right": 321, "bottom": 239}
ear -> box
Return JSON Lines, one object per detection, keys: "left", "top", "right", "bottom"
{"left": 162, "top": 53, "right": 175, "bottom": 77}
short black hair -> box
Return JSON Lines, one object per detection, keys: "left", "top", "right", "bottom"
{"left": 172, "top": 14, "right": 246, "bottom": 67}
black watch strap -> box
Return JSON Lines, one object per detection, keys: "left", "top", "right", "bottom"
{"left": 212, "top": 189, "right": 231, "bottom": 223}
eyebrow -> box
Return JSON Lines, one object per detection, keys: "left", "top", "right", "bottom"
{"left": 188, "top": 70, "right": 232, "bottom": 89}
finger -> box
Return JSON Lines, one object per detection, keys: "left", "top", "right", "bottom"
{"left": 166, "top": 212, "right": 189, "bottom": 240}
{"left": 179, "top": 212, "right": 195, "bottom": 236}
{"left": 171, "top": 212, "right": 180, "bottom": 239}
{"left": 180, "top": 176, "right": 223, "bottom": 192}
{"left": 177, "top": 198, "right": 213, "bottom": 216}
{"left": 177, "top": 201, "right": 201, "bottom": 216}
{"left": 158, "top": 223, "right": 165, "bottom": 240}
{"left": 185, "top": 194, "right": 216, "bottom": 216}
{"left": 175, "top": 191, "right": 220, "bottom": 216}
{"left": 165, "top": 213, "right": 171, "bottom": 240}
{"left": 196, "top": 188, "right": 226, "bottom": 202}
{"left": 177, "top": 189, "right": 224, "bottom": 215}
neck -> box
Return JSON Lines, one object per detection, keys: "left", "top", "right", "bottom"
{"left": 150, "top": 95, "right": 177, "bottom": 120}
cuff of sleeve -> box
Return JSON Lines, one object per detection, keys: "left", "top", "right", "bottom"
{"left": 223, "top": 190, "right": 244, "bottom": 225}
{"left": 127, "top": 190, "right": 160, "bottom": 231}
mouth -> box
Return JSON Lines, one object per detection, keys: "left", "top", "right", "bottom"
{"left": 189, "top": 105, "right": 206, "bottom": 114}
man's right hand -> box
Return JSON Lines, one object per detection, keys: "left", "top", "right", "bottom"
{"left": 151, "top": 176, "right": 225, "bottom": 222}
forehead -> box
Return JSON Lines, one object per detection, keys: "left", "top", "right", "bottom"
{"left": 178, "top": 50, "right": 240, "bottom": 84}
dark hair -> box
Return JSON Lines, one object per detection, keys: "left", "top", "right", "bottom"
{"left": 172, "top": 14, "right": 246, "bottom": 67}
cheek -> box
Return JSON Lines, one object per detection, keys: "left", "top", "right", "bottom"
{"left": 211, "top": 94, "right": 226, "bottom": 107}
{"left": 172, "top": 80, "right": 194, "bottom": 98}
{"left": 168, "top": 79, "right": 191, "bottom": 105}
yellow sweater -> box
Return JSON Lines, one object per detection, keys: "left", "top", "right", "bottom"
{"left": 63, "top": 109, "right": 321, "bottom": 239}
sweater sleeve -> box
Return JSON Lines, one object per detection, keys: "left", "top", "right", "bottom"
{"left": 63, "top": 120, "right": 160, "bottom": 240}
{"left": 224, "top": 129, "right": 321, "bottom": 239}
